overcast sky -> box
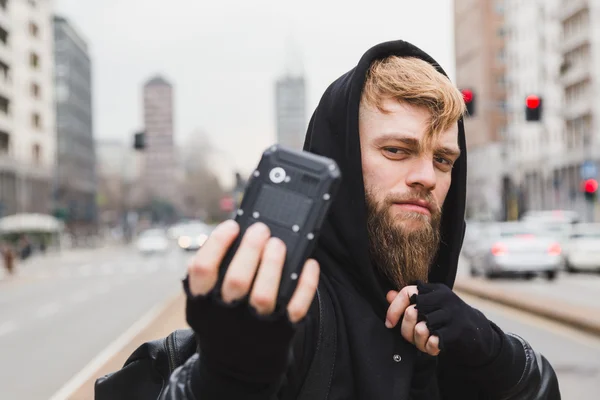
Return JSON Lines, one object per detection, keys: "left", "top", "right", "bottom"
{"left": 55, "top": 0, "right": 456, "bottom": 185}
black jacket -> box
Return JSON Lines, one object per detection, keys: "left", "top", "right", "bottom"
{"left": 96, "top": 40, "right": 561, "bottom": 399}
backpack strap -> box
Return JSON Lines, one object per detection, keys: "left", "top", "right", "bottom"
{"left": 297, "top": 286, "right": 337, "bottom": 400}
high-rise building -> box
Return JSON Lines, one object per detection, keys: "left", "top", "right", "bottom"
{"left": 0, "top": 0, "right": 56, "bottom": 217}
{"left": 504, "top": 0, "right": 565, "bottom": 214}
{"left": 141, "top": 76, "right": 178, "bottom": 209}
{"left": 454, "top": 0, "right": 508, "bottom": 220}
{"left": 275, "top": 75, "right": 306, "bottom": 150}
{"left": 53, "top": 16, "right": 96, "bottom": 232}
{"left": 556, "top": 1, "right": 599, "bottom": 218}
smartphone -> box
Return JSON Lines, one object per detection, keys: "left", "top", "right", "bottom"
{"left": 217, "top": 144, "right": 341, "bottom": 306}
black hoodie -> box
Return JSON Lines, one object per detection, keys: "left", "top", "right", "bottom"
{"left": 97, "top": 40, "right": 560, "bottom": 400}
{"left": 295, "top": 39, "right": 469, "bottom": 398}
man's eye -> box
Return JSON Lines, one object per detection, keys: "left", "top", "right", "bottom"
{"left": 383, "top": 147, "right": 408, "bottom": 156}
{"left": 434, "top": 156, "right": 453, "bottom": 166}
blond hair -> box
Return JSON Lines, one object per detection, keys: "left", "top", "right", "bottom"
{"left": 361, "top": 56, "right": 465, "bottom": 136}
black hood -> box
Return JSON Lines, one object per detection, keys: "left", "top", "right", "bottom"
{"left": 303, "top": 40, "right": 467, "bottom": 314}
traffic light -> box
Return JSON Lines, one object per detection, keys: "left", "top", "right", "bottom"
{"left": 134, "top": 131, "right": 145, "bottom": 150}
{"left": 582, "top": 178, "right": 598, "bottom": 202}
{"left": 461, "top": 89, "right": 475, "bottom": 117}
{"left": 525, "top": 95, "right": 543, "bottom": 121}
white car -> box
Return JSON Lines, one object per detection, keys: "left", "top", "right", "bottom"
{"left": 177, "top": 223, "right": 212, "bottom": 252}
{"left": 565, "top": 223, "right": 600, "bottom": 273}
{"left": 136, "top": 229, "right": 170, "bottom": 254}
{"left": 470, "top": 222, "right": 562, "bottom": 280}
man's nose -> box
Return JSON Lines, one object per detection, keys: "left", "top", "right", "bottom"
{"left": 405, "top": 157, "right": 437, "bottom": 191}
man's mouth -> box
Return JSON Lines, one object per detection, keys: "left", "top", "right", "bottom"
{"left": 392, "top": 200, "right": 432, "bottom": 216}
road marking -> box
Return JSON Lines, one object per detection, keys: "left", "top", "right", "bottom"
{"left": 58, "top": 267, "right": 72, "bottom": 279}
{"left": 94, "top": 283, "right": 111, "bottom": 295}
{"left": 80, "top": 264, "right": 93, "bottom": 277}
{"left": 36, "top": 272, "right": 51, "bottom": 280}
{"left": 71, "top": 291, "right": 90, "bottom": 304}
{"left": 124, "top": 265, "right": 137, "bottom": 274}
{"left": 459, "top": 292, "right": 600, "bottom": 351}
{"left": 0, "top": 321, "right": 18, "bottom": 337}
{"left": 36, "top": 302, "right": 61, "bottom": 319}
{"left": 48, "top": 290, "right": 182, "bottom": 400}
{"left": 100, "top": 264, "right": 114, "bottom": 275}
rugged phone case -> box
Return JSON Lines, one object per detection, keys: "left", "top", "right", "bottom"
{"left": 217, "top": 144, "right": 341, "bottom": 306}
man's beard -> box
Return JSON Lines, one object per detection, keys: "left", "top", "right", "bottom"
{"left": 366, "top": 188, "right": 442, "bottom": 290}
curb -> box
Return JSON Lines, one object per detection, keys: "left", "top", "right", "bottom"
{"left": 454, "top": 278, "right": 600, "bottom": 337}
{"left": 50, "top": 291, "right": 186, "bottom": 400}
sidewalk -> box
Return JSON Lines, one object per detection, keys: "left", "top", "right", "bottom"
{"left": 454, "top": 277, "right": 600, "bottom": 336}
{"left": 66, "top": 293, "right": 188, "bottom": 400}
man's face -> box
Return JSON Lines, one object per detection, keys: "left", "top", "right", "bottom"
{"left": 359, "top": 98, "right": 460, "bottom": 288}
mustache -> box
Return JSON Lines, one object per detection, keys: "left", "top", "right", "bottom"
{"left": 383, "top": 191, "right": 441, "bottom": 213}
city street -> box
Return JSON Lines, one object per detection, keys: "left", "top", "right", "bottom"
{"left": 457, "top": 258, "right": 600, "bottom": 399}
{"left": 0, "top": 245, "right": 191, "bottom": 400}
{"left": 456, "top": 258, "right": 600, "bottom": 310}
{"left": 1, "top": 249, "right": 599, "bottom": 399}
{"left": 463, "top": 294, "right": 600, "bottom": 399}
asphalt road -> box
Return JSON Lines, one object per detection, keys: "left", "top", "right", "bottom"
{"left": 464, "top": 293, "right": 600, "bottom": 399}
{"left": 1, "top": 248, "right": 598, "bottom": 399}
{"left": 0, "top": 245, "right": 192, "bottom": 400}
{"left": 457, "top": 255, "right": 600, "bottom": 399}
{"left": 456, "top": 256, "right": 600, "bottom": 309}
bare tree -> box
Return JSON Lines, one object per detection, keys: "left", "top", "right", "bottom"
{"left": 179, "top": 130, "right": 229, "bottom": 222}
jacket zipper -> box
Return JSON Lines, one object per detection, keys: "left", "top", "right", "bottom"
{"left": 166, "top": 333, "right": 179, "bottom": 373}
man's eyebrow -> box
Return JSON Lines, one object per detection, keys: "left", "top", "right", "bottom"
{"left": 375, "top": 133, "right": 461, "bottom": 157}
{"left": 374, "top": 134, "right": 420, "bottom": 147}
{"left": 435, "top": 146, "right": 461, "bottom": 158}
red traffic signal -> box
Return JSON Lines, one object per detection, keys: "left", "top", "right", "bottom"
{"left": 220, "top": 196, "right": 235, "bottom": 212}
{"left": 461, "top": 89, "right": 475, "bottom": 117}
{"left": 525, "top": 95, "right": 543, "bottom": 121}
{"left": 461, "top": 89, "right": 474, "bottom": 103}
{"left": 583, "top": 179, "right": 598, "bottom": 194}
{"left": 526, "top": 95, "right": 541, "bottom": 109}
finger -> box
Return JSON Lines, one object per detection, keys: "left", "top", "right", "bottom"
{"left": 401, "top": 305, "right": 418, "bottom": 344}
{"left": 425, "top": 335, "right": 441, "bottom": 356}
{"left": 386, "top": 290, "right": 399, "bottom": 303}
{"left": 249, "top": 237, "right": 287, "bottom": 315}
{"left": 187, "top": 220, "right": 239, "bottom": 296}
{"left": 222, "top": 223, "right": 271, "bottom": 303}
{"left": 413, "top": 321, "right": 430, "bottom": 353}
{"left": 287, "top": 259, "right": 320, "bottom": 323}
{"left": 385, "top": 285, "right": 418, "bottom": 328}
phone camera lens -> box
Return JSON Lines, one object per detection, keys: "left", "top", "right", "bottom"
{"left": 269, "top": 167, "right": 286, "bottom": 183}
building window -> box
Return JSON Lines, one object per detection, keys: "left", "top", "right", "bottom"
{"left": 32, "top": 112, "right": 41, "bottom": 128}
{"left": 31, "top": 82, "right": 40, "bottom": 98}
{"left": 0, "top": 60, "right": 8, "bottom": 81}
{"left": 29, "top": 22, "right": 39, "bottom": 38}
{"left": 0, "top": 131, "right": 8, "bottom": 154}
{"left": 496, "top": 48, "right": 506, "bottom": 63}
{"left": 32, "top": 144, "right": 41, "bottom": 164}
{"left": 0, "top": 25, "right": 7, "bottom": 45}
{"left": 29, "top": 52, "right": 39, "bottom": 69}
{"left": 0, "top": 95, "right": 8, "bottom": 114}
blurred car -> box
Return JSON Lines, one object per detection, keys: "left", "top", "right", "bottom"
{"left": 462, "top": 220, "right": 486, "bottom": 261}
{"left": 136, "top": 229, "right": 170, "bottom": 254}
{"left": 565, "top": 223, "right": 600, "bottom": 273}
{"left": 177, "top": 223, "right": 212, "bottom": 251}
{"left": 521, "top": 209, "right": 580, "bottom": 225}
{"left": 469, "top": 222, "right": 562, "bottom": 280}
